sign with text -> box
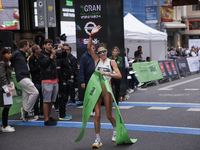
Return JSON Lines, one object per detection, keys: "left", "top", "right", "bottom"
{"left": 132, "top": 61, "right": 163, "bottom": 83}
{"left": 75, "top": 0, "right": 107, "bottom": 60}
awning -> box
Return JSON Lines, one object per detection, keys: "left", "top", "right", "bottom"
{"left": 164, "top": 22, "right": 186, "bottom": 28}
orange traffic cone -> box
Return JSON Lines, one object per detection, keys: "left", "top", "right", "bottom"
{"left": 0, "top": 0, "right": 3, "bottom": 11}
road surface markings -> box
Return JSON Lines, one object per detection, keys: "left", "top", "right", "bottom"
{"left": 187, "top": 108, "right": 200, "bottom": 112}
{"left": 159, "top": 94, "right": 189, "bottom": 96}
{"left": 184, "top": 89, "right": 199, "bottom": 91}
{"left": 77, "top": 106, "right": 134, "bottom": 109}
{"left": 5, "top": 120, "right": 200, "bottom": 135}
{"left": 147, "top": 107, "right": 170, "bottom": 110}
{"left": 113, "top": 106, "right": 134, "bottom": 109}
{"left": 119, "top": 102, "right": 200, "bottom": 108}
{"left": 158, "top": 77, "right": 200, "bottom": 91}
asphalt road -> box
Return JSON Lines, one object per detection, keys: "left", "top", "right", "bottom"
{"left": 1, "top": 73, "right": 200, "bottom": 150}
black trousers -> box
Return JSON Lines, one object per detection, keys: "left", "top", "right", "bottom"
{"left": 2, "top": 107, "right": 10, "bottom": 126}
{"left": 33, "top": 83, "right": 43, "bottom": 116}
{"left": 59, "top": 80, "right": 70, "bottom": 118}
{"left": 111, "top": 78, "right": 121, "bottom": 105}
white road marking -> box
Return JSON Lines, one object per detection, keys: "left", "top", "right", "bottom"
{"left": 159, "top": 94, "right": 189, "bottom": 96}
{"left": 147, "top": 107, "right": 170, "bottom": 110}
{"left": 113, "top": 106, "right": 134, "bottom": 109}
{"left": 184, "top": 89, "right": 199, "bottom": 91}
{"left": 187, "top": 108, "right": 200, "bottom": 112}
{"left": 158, "top": 77, "right": 200, "bottom": 90}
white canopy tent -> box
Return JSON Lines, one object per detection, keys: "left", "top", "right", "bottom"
{"left": 124, "top": 13, "right": 168, "bottom": 61}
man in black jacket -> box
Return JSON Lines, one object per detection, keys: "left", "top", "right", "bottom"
{"left": 64, "top": 44, "right": 77, "bottom": 103}
{"left": 58, "top": 46, "right": 72, "bottom": 120}
{"left": 12, "top": 39, "right": 39, "bottom": 122}
{"left": 38, "top": 39, "right": 66, "bottom": 126}
{"left": 29, "top": 44, "right": 43, "bottom": 119}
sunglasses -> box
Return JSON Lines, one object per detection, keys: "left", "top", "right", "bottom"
{"left": 4, "top": 47, "right": 11, "bottom": 49}
{"left": 97, "top": 49, "right": 107, "bottom": 54}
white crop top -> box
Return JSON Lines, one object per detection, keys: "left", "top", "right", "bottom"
{"left": 95, "top": 58, "right": 113, "bottom": 81}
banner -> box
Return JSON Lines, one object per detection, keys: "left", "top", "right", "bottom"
{"left": 158, "top": 61, "right": 169, "bottom": 79}
{"left": 74, "top": 71, "right": 137, "bottom": 144}
{"left": 186, "top": 56, "right": 199, "bottom": 72}
{"left": 175, "top": 58, "right": 190, "bottom": 74}
{"left": 161, "top": 6, "right": 173, "bottom": 22}
{"left": 132, "top": 61, "right": 163, "bottom": 83}
{"left": 163, "top": 60, "right": 179, "bottom": 78}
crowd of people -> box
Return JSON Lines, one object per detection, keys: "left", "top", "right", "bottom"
{"left": 167, "top": 45, "right": 200, "bottom": 58}
{"left": 0, "top": 36, "right": 146, "bottom": 134}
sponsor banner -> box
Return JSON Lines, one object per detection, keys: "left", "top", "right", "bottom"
{"left": 132, "top": 61, "right": 163, "bottom": 83}
{"left": 145, "top": 6, "right": 158, "bottom": 24}
{"left": 176, "top": 58, "right": 190, "bottom": 74}
{"left": 75, "top": 0, "right": 107, "bottom": 60}
{"left": 158, "top": 61, "right": 170, "bottom": 79}
{"left": 163, "top": 60, "right": 179, "bottom": 78}
{"left": 186, "top": 56, "right": 199, "bottom": 72}
{"left": 161, "top": 6, "right": 173, "bottom": 22}
{"left": 0, "top": 74, "right": 22, "bottom": 118}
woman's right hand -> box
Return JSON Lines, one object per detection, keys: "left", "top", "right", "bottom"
{"left": 6, "top": 91, "right": 11, "bottom": 97}
{"left": 91, "top": 25, "right": 102, "bottom": 34}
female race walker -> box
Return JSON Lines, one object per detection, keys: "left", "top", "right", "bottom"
{"left": 87, "top": 25, "right": 122, "bottom": 148}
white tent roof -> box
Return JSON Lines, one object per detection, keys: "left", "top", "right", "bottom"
{"left": 124, "top": 13, "right": 167, "bottom": 41}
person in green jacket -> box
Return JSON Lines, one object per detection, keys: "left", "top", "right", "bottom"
{"left": 109, "top": 46, "right": 123, "bottom": 104}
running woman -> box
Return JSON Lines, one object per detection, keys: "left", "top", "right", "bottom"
{"left": 87, "top": 25, "right": 122, "bottom": 148}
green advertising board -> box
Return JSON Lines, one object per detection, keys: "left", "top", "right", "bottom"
{"left": 132, "top": 61, "right": 163, "bottom": 83}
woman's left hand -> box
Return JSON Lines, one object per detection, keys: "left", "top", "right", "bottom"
{"left": 6, "top": 91, "right": 11, "bottom": 97}
{"left": 99, "top": 70, "right": 106, "bottom": 75}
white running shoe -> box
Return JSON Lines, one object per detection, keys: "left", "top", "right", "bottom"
{"left": 137, "top": 83, "right": 144, "bottom": 87}
{"left": 112, "top": 131, "right": 116, "bottom": 142}
{"left": 92, "top": 139, "right": 102, "bottom": 148}
{"left": 1, "top": 126, "right": 15, "bottom": 132}
{"left": 128, "top": 89, "right": 134, "bottom": 93}
{"left": 90, "top": 112, "right": 95, "bottom": 117}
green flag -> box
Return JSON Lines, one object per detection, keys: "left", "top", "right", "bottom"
{"left": 74, "top": 71, "right": 137, "bottom": 144}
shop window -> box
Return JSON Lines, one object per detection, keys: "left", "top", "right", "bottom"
{"left": 192, "top": 4, "right": 200, "bottom": 11}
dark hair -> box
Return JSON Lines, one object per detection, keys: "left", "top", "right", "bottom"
{"left": 63, "top": 44, "right": 71, "bottom": 51}
{"left": 19, "top": 39, "right": 28, "bottom": 48}
{"left": 55, "top": 37, "right": 60, "bottom": 42}
{"left": 32, "top": 44, "right": 39, "bottom": 53}
{"left": 0, "top": 47, "right": 12, "bottom": 68}
{"left": 96, "top": 43, "right": 106, "bottom": 51}
{"left": 138, "top": 46, "right": 142, "bottom": 49}
{"left": 44, "top": 39, "right": 53, "bottom": 45}
{"left": 63, "top": 44, "right": 69, "bottom": 47}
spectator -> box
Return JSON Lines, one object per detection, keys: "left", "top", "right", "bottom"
{"left": 58, "top": 47, "right": 72, "bottom": 121}
{"left": 65, "top": 44, "right": 77, "bottom": 103}
{"left": 109, "top": 46, "right": 123, "bottom": 105}
{"left": 27, "top": 47, "right": 33, "bottom": 64}
{"left": 54, "top": 44, "right": 64, "bottom": 111}
{"left": 29, "top": 44, "right": 44, "bottom": 120}
{"left": 170, "top": 47, "right": 177, "bottom": 57}
{"left": 134, "top": 46, "right": 143, "bottom": 58}
{"left": 54, "top": 37, "right": 61, "bottom": 46}
{"left": 191, "top": 47, "right": 197, "bottom": 57}
{"left": 146, "top": 56, "right": 150, "bottom": 62}
{"left": 38, "top": 39, "right": 66, "bottom": 126}
{"left": 80, "top": 43, "right": 97, "bottom": 116}
{"left": 36, "top": 37, "right": 44, "bottom": 49}
{"left": 0, "top": 47, "right": 15, "bottom": 132}
{"left": 184, "top": 46, "right": 190, "bottom": 57}
{"left": 12, "top": 39, "right": 39, "bottom": 122}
